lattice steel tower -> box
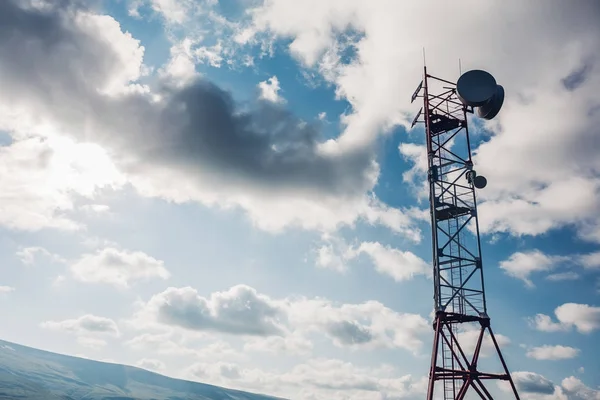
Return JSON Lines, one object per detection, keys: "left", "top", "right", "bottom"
{"left": 410, "top": 66, "right": 520, "bottom": 400}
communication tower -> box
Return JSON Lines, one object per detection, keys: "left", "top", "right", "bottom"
{"left": 410, "top": 66, "right": 520, "bottom": 400}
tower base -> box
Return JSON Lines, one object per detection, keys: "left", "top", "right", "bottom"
{"left": 426, "top": 311, "right": 521, "bottom": 400}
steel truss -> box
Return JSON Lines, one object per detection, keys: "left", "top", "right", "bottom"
{"left": 411, "top": 67, "right": 520, "bottom": 400}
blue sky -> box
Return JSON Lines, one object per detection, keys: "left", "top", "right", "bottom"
{"left": 0, "top": 0, "right": 599, "bottom": 399}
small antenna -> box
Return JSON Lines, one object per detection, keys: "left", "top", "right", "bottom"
{"left": 422, "top": 47, "right": 427, "bottom": 66}
{"left": 459, "top": 58, "right": 462, "bottom": 75}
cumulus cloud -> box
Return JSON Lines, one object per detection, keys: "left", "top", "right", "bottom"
{"left": 526, "top": 345, "right": 580, "bottom": 360}
{"left": 561, "top": 376, "right": 600, "bottom": 400}
{"left": 579, "top": 251, "right": 600, "bottom": 269}
{"left": 502, "top": 372, "right": 600, "bottom": 400}
{"left": 529, "top": 303, "right": 600, "bottom": 334}
{"left": 131, "top": 284, "right": 430, "bottom": 353}
{"left": 356, "top": 241, "right": 430, "bottom": 282}
{"left": 136, "top": 285, "right": 286, "bottom": 336}
{"left": 0, "top": 0, "right": 421, "bottom": 237}
{"left": 513, "top": 372, "right": 557, "bottom": 395}
{"left": 314, "top": 235, "right": 429, "bottom": 280}
{"left": 41, "top": 314, "right": 120, "bottom": 337}
{"left": 499, "top": 250, "right": 567, "bottom": 287}
{"left": 158, "top": 38, "right": 199, "bottom": 86}
{"left": 70, "top": 247, "right": 170, "bottom": 287}
{"left": 258, "top": 76, "right": 285, "bottom": 103}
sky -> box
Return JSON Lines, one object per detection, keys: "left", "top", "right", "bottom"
{"left": 0, "top": 0, "right": 599, "bottom": 399}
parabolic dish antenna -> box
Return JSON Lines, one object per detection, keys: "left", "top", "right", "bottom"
{"left": 476, "top": 84, "right": 504, "bottom": 120}
{"left": 456, "top": 70, "right": 497, "bottom": 107}
{"left": 473, "top": 175, "right": 487, "bottom": 189}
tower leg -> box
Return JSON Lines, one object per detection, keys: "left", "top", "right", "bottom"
{"left": 426, "top": 312, "right": 442, "bottom": 400}
{"left": 488, "top": 326, "right": 521, "bottom": 400}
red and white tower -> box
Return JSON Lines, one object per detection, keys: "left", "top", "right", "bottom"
{"left": 411, "top": 66, "right": 520, "bottom": 400}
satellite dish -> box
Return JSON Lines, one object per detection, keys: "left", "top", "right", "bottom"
{"left": 473, "top": 175, "right": 487, "bottom": 189}
{"left": 476, "top": 84, "right": 504, "bottom": 120}
{"left": 456, "top": 70, "right": 497, "bottom": 107}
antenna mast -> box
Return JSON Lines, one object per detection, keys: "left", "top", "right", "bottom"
{"left": 410, "top": 66, "right": 519, "bottom": 400}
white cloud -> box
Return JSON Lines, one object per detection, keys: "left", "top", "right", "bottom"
{"left": 526, "top": 345, "right": 580, "bottom": 360}
{"left": 554, "top": 303, "right": 600, "bottom": 334}
{"left": 314, "top": 234, "right": 354, "bottom": 272}
{"left": 314, "top": 235, "right": 429, "bottom": 280}
{"left": 136, "top": 358, "right": 166, "bottom": 372}
{"left": 579, "top": 251, "right": 600, "bottom": 269}
{"left": 195, "top": 41, "right": 227, "bottom": 68}
{"left": 561, "top": 376, "right": 600, "bottom": 400}
{"left": 357, "top": 241, "right": 430, "bottom": 282}
{"left": 315, "top": 242, "right": 348, "bottom": 272}
{"left": 16, "top": 246, "right": 66, "bottom": 266}
{"left": 529, "top": 303, "right": 600, "bottom": 334}
{"left": 499, "top": 250, "right": 565, "bottom": 287}
{"left": 159, "top": 38, "right": 199, "bottom": 86}
{"left": 138, "top": 0, "right": 199, "bottom": 24}
{"left": 318, "top": 111, "right": 327, "bottom": 121}
{"left": 258, "top": 76, "right": 285, "bottom": 103}
{"left": 41, "top": 314, "right": 120, "bottom": 337}
{"left": 70, "top": 248, "right": 170, "bottom": 288}
{"left": 398, "top": 142, "right": 428, "bottom": 199}
{"left": 0, "top": 286, "right": 15, "bottom": 294}
{"left": 529, "top": 314, "right": 569, "bottom": 333}
{"left": 545, "top": 272, "right": 580, "bottom": 281}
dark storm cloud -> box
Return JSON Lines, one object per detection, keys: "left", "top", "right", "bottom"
{"left": 141, "top": 80, "right": 374, "bottom": 193}
{"left": 0, "top": 0, "right": 376, "bottom": 197}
